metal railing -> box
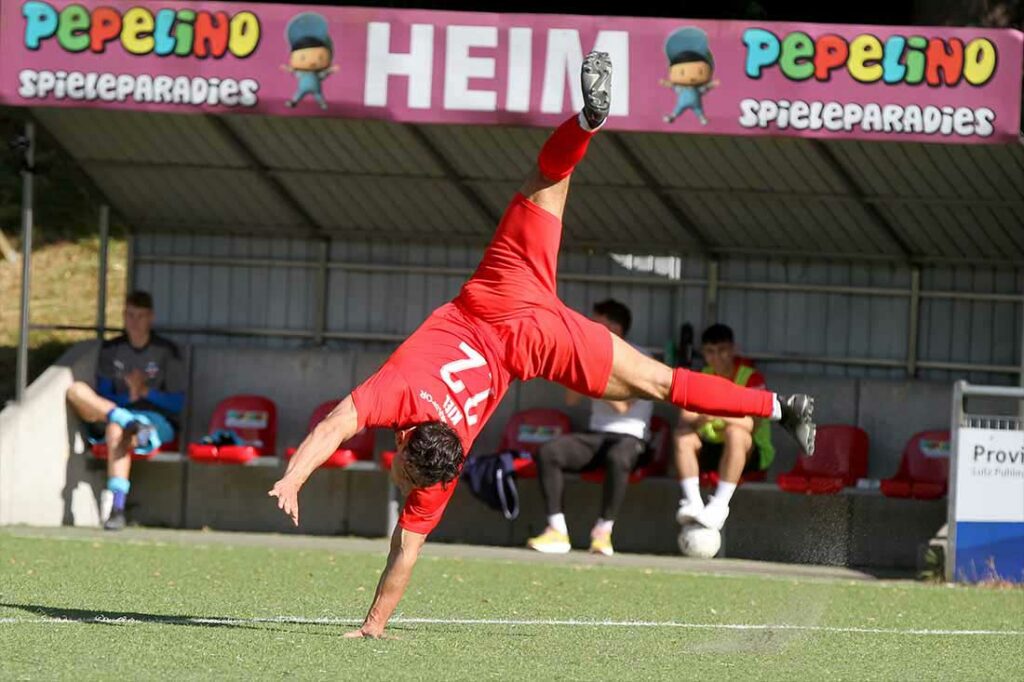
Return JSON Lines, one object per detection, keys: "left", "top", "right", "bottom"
{"left": 21, "top": 249, "right": 1023, "bottom": 382}
{"left": 127, "top": 251, "right": 1023, "bottom": 381}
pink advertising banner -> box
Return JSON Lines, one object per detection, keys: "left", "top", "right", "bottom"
{"left": 1, "top": 0, "right": 1021, "bottom": 143}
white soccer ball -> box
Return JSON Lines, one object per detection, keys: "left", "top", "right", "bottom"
{"left": 677, "top": 523, "right": 721, "bottom": 559}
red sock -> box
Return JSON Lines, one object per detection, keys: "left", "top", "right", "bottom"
{"left": 537, "top": 114, "right": 595, "bottom": 182}
{"left": 669, "top": 369, "right": 774, "bottom": 418}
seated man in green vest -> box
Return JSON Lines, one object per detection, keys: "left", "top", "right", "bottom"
{"left": 674, "top": 324, "right": 774, "bottom": 532}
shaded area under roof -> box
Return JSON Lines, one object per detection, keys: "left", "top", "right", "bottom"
{"left": 26, "top": 107, "right": 1024, "bottom": 265}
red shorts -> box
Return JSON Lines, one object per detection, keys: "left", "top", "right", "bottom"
{"left": 454, "top": 194, "right": 613, "bottom": 398}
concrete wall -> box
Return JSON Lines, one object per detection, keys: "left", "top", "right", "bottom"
{"left": 123, "top": 463, "right": 944, "bottom": 569}
{"left": 2, "top": 340, "right": 955, "bottom": 569}
{"left": 181, "top": 344, "right": 956, "bottom": 477}
{"left": 128, "top": 462, "right": 391, "bottom": 538}
{"left": 0, "top": 341, "right": 104, "bottom": 527}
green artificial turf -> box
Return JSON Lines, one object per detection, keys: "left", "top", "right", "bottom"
{"left": 0, "top": 529, "right": 1021, "bottom": 680}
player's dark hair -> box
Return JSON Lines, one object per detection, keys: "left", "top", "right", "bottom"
{"left": 405, "top": 421, "right": 464, "bottom": 487}
{"left": 125, "top": 290, "right": 154, "bottom": 310}
{"left": 701, "top": 323, "right": 734, "bottom": 345}
{"left": 592, "top": 299, "right": 632, "bottom": 336}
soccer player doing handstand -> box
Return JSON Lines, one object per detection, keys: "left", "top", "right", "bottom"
{"left": 270, "top": 52, "right": 815, "bottom": 639}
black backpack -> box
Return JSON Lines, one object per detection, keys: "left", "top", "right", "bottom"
{"left": 461, "top": 451, "right": 520, "bottom": 520}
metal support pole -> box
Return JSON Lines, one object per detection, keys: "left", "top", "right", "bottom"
{"left": 125, "top": 232, "right": 136, "bottom": 294}
{"left": 946, "top": 380, "right": 965, "bottom": 583}
{"left": 1020, "top": 282, "right": 1024, "bottom": 388}
{"left": 313, "top": 238, "right": 329, "bottom": 346}
{"left": 907, "top": 267, "right": 921, "bottom": 378}
{"left": 704, "top": 259, "right": 719, "bottom": 328}
{"left": 15, "top": 121, "right": 35, "bottom": 403}
{"left": 1019, "top": 281, "right": 1024, "bottom": 419}
{"left": 96, "top": 205, "right": 110, "bottom": 338}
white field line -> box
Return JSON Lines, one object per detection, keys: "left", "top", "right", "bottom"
{"left": 0, "top": 615, "right": 1021, "bottom": 637}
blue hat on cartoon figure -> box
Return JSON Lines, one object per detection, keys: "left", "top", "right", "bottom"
{"left": 287, "top": 12, "right": 332, "bottom": 52}
{"left": 665, "top": 27, "right": 713, "bottom": 67}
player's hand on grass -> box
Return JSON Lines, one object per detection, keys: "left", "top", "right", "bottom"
{"left": 343, "top": 626, "right": 390, "bottom": 640}
{"left": 268, "top": 476, "right": 301, "bottom": 526}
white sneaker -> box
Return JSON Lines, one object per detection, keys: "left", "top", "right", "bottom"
{"left": 696, "top": 503, "right": 730, "bottom": 531}
{"left": 675, "top": 500, "right": 704, "bottom": 526}
{"left": 99, "top": 489, "right": 114, "bottom": 524}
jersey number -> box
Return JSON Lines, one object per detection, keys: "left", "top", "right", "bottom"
{"left": 440, "top": 342, "right": 491, "bottom": 427}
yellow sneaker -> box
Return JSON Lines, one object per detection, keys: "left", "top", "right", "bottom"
{"left": 589, "top": 531, "right": 614, "bottom": 556}
{"left": 527, "top": 527, "right": 571, "bottom": 554}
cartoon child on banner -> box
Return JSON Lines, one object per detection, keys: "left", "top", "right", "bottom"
{"left": 281, "top": 12, "right": 339, "bottom": 110}
{"left": 660, "top": 27, "right": 719, "bottom": 126}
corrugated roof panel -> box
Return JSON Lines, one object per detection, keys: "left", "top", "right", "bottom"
{"left": 767, "top": 137, "right": 849, "bottom": 194}
{"left": 962, "top": 146, "right": 1024, "bottom": 201}
{"left": 876, "top": 203, "right": 935, "bottom": 256}
{"left": 622, "top": 133, "right": 847, "bottom": 194}
{"left": 464, "top": 180, "right": 522, "bottom": 220}
{"left": 825, "top": 199, "right": 902, "bottom": 255}
{"left": 276, "top": 173, "right": 491, "bottom": 237}
{"left": 562, "top": 187, "right": 693, "bottom": 250}
{"left": 26, "top": 107, "right": 1020, "bottom": 264}
{"left": 926, "top": 144, "right": 1024, "bottom": 202}
{"left": 919, "top": 145, "right": 1004, "bottom": 200}
{"left": 879, "top": 202, "right": 979, "bottom": 259}
{"left": 86, "top": 166, "right": 304, "bottom": 231}
{"left": 776, "top": 196, "right": 845, "bottom": 252}
{"left": 982, "top": 144, "right": 1024, "bottom": 200}
{"left": 828, "top": 141, "right": 1024, "bottom": 209}
{"left": 419, "top": 124, "right": 645, "bottom": 187}
{"left": 671, "top": 191, "right": 899, "bottom": 257}
{"left": 418, "top": 125, "right": 540, "bottom": 181}
{"left": 960, "top": 206, "right": 1022, "bottom": 258}
{"left": 459, "top": 181, "right": 698, "bottom": 252}
{"left": 673, "top": 192, "right": 769, "bottom": 249}
{"left": 225, "top": 116, "right": 444, "bottom": 175}
{"left": 826, "top": 142, "right": 911, "bottom": 197}
{"left": 921, "top": 204, "right": 1023, "bottom": 260}
{"left": 35, "top": 108, "right": 247, "bottom": 167}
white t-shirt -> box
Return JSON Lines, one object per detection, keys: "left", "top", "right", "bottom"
{"left": 587, "top": 344, "right": 653, "bottom": 440}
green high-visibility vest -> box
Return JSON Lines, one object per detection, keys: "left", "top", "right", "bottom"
{"left": 700, "top": 364, "right": 775, "bottom": 470}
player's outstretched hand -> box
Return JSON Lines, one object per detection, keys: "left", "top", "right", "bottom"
{"left": 268, "top": 476, "right": 301, "bottom": 526}
{"left": 344, "top": 627, "right": 392, "bottom": 640}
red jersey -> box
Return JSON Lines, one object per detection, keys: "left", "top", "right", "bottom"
{"left": 352, "top": 303, "right": 511, "bottom": 453}
{"left": 349, "top": 194, "right": 614, "bottom": 535}
{"left": 351, "top": 303, "right": 513, "bottom": 534}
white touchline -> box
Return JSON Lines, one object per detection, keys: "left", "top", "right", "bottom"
{"left": 0, "top": 615, "right": 1021, "bottom": 637}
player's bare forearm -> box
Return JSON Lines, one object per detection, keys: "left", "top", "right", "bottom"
{"left": 269, "top": 396, "right": 358, "bottom": 525}
{"left": 285, "top": 396, "right": 358, "bottom": 484}
{"left": 605, "top": 398, "right": 634, "bottom": 414}
{"left": 351, "top": 526, "right": 426, "bottom": 638}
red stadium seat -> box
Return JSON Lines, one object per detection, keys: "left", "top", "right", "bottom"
{"left": 285, "top": 400, "right": 375, "bottom": 468}
{"left": 581, "top": 415, "right": 673, "bottom": 484}
{"left": 880, "top": 430, "right": 950, "bottom": 500}
{"left": 500, "top": 409, "right": 572, "bottom": 479}
{"left": 776, "top": 425, "right": 869, "bottom": 495}
{"left": 188, "top": 395, "right": 277, "bottom": 464}
{"left": 91, "top": 437, "right": 179, "bottom": 461}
